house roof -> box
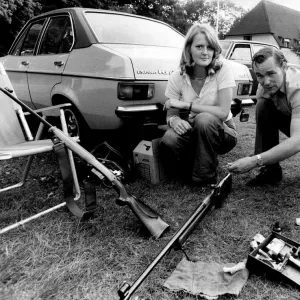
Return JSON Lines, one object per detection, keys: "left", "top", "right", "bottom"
{"left": 226, "top": 0, "right": 300, "bottom": 43}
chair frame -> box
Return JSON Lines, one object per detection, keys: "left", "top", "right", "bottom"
{"left": 1, "top": 85, "right": 170, "bottom": 239}
{"left": 0, "top": 103, "right": 81, "bottom": 234}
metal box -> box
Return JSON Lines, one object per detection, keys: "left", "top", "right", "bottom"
{"left": 246, "top": 231, "right": 300, "bottom": 288}
{"left": 133, "top": 138, "right": 166, "bottom": 184}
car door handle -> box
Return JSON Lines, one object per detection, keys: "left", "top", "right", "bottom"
{"left": 21, "top": 61, "right": 29, "bottom": 66}
{"left": 54, "top": 61, "right": 64, "bottom": 67}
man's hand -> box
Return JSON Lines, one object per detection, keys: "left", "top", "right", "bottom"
{"left": 164, "top": 99, "right": 187, "bottom": 110}
{"left": 172, "top": 118, "right": 192, "bottom": 135}
{"left": 227, "top": 156, "right": 257, "bottom": 174}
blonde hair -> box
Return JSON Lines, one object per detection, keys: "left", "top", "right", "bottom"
{"left": 180, "top": 23, "right": 222, "bottom": 75}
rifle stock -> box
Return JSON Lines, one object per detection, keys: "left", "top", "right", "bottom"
{"left": 113, "top": 179, "right": 169, "bottom": 239}
{"left": 118, "top": 173, "right": 232, "bottom": 300}
{"left": 0, "top": 87, "right": 169, "bottom": 239}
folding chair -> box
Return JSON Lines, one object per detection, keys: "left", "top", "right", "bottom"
{"left": 0, "top": 63, "right": 169, "bottom": 239}
{"left": 0, "top": 63, "right": 83, "bottom": 234}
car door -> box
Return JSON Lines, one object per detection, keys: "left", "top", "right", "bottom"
{"left": 2, "top": 19, "right": 46, "bottom": 108}
{"left": 27, "top": 15, "right": 73, "bottom": 108}
{"left": 227, "top": 43, "right": 257, "bottom": 96}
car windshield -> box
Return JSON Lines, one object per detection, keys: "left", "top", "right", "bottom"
{"left": 85, "top": 12, "right": 184, "bottom": 47}
{"left": 219, "top": 40, "right": 232, "bottom": 57}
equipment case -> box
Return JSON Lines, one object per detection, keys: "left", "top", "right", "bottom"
{"left": 246, "top": 231, "right": 300, "bottom": 288}
{"left": 133, "top": 138, "right": 166, "bottom": 184}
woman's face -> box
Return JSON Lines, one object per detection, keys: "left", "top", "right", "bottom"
{"left": 190, "top": 32, "right": 214, "bottom": 67}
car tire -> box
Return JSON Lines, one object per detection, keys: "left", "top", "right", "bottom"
{"left": 63, "top": 106, "right": 90, "bottom": 146}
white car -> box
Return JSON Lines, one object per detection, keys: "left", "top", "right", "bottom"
{"left": 0, "top": 8, "right": 253, "bottom": 145}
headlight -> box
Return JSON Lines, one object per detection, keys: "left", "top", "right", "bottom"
{"left": 237, "top": 83, "right": 252, "bottom": 95}
{"left": 118, "top": 83, "right": 154, "bottom": 100}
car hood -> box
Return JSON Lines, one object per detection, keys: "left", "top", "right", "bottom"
{"left": 103, "top": 44, "right": 182, "bottom": 80}
{"left": 227, "top": 60, "right": 253, "bottom": 81}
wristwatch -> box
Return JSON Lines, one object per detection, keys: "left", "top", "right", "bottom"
{"left": 256, "top": 154, "right": 263, "bottom": 166}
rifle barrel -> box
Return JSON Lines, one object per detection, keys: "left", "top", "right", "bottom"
{"left": 175, "top": 199, "right": 212, "bottom": 249}
{"left": 118, "top": 173, "right": 232, "bottom": 300}
{"left": 119, "top": 192, "right": 213, "bottom": 300}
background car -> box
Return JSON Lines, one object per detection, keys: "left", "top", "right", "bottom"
{"left": 0, "top": 8, "right": 253, "bottom": 151}
{"left": 220, "top": 39, "right": 300, "bottom": 101}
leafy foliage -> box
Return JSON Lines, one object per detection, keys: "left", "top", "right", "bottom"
{"left": 0, "top": 0, "right": 247, "bottom": 55}
{"left": 184, "top": 0, "right": 246, "bottom": 39}
{"left": 0, "top": 0, "right": 41, "bottom": 54}
{"left": 291, "top": 45, "right": 300, "bottom": 58}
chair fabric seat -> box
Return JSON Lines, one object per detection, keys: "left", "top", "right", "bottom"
{"left": 0, "top": 139, "right": 53, "bottom": 159}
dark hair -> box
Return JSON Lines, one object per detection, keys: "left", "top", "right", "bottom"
{"left": 252, "top": 47, "right": 288, "bottom": 69}
{"left": 180, "top": 23, "right": 222, "bottom": 76}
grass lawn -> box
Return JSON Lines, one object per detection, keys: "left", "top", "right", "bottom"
{"left": 1, "top": 106, "right": 300, "bottom": 300}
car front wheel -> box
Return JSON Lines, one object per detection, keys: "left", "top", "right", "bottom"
{"left": 64, "top": 107, "right": 80, "bottom": 137}
{"left": 63, "top": 107, "right": 90, "bottom": 146}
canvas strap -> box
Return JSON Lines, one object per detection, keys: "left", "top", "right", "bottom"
{"left": 53, "top": 139, "right": 97, "bottom": 219}
{"left": 82, "top": 176, "right": 97, "bottom": 220}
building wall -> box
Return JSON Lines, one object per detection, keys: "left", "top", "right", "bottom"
{"left": 281, "top": 48, "right": 300, "bottom": 65}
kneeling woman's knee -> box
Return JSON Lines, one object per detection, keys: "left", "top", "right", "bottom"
{"left": 160, "top": 129, "right": 178, "bottom": 148}
{"left": 194, "top": 113, "right": 220, "bottom": 131}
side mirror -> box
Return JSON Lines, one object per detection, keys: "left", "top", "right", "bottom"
{"left": 231, "top": 98, "right": 242, "bottom": 117}
{"left": 240, "top": 109, "right": 249, "bottom": 122}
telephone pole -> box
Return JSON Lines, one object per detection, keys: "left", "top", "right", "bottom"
{"left": 216, "top": 0, "right": 220, "bottom": 36}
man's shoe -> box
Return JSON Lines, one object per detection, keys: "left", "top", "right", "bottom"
{"left": 246, "top": 165, "right": 282, "bottom": 186}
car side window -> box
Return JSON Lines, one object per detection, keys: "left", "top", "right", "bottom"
{"left": 230, "top": 44, "right": 251, "bottom": 62}
{"left": 39, "top": 16, "right": 73, "bottom": 55}
{"left": 11, "top": 20, "right": 45, "bottom": 56}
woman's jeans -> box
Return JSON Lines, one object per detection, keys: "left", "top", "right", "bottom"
{"left": 159, "top": 112, "right": 237, "bottom": 182}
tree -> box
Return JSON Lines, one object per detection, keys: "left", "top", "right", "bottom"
{"left": 0, "top": 0, "right": 247, "bottom": 55}
{"left": 117, "top": 0, "right": 187, "bottom": 33}
{"left": 291, "top": 45, "right": 300, "bottom": 59}
{"left": 0, "top": 0, "right": 41, "bottom": 54}
{"left": 183, "top": 0, "right": 247, "bottom": 39}
{"left": 0, "top": 0, "right": 121, "bottom": 54}
{"left": 36, "top": 0, "right": 121, "bottom": 12}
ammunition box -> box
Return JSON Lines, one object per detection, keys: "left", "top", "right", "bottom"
{"left": 247, "top": 231, "right": 300, "bottom": 288}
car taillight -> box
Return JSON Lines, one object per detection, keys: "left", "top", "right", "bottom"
{"left": 237, "top": 83, "right": 252, "bottom": 95}
{"left": 118, "top": 83, "right": 154, "bottom": 100}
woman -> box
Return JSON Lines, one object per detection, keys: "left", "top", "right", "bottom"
{"left": 160, "top": 23, "right": 237, "bottom": 186}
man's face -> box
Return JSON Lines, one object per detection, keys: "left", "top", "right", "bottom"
{"left": 253, "top": 56, "right": 285, "bottom": 95}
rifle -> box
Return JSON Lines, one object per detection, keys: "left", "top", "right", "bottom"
{"left": 0, "top": 87, "right": 169, "bottom": 239}
{"left": 118, "top": 173, "right": 232, "bottom": 300}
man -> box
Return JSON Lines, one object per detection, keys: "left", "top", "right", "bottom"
{"left": 228, "top": 47, "right": 300, "bottom": 185}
